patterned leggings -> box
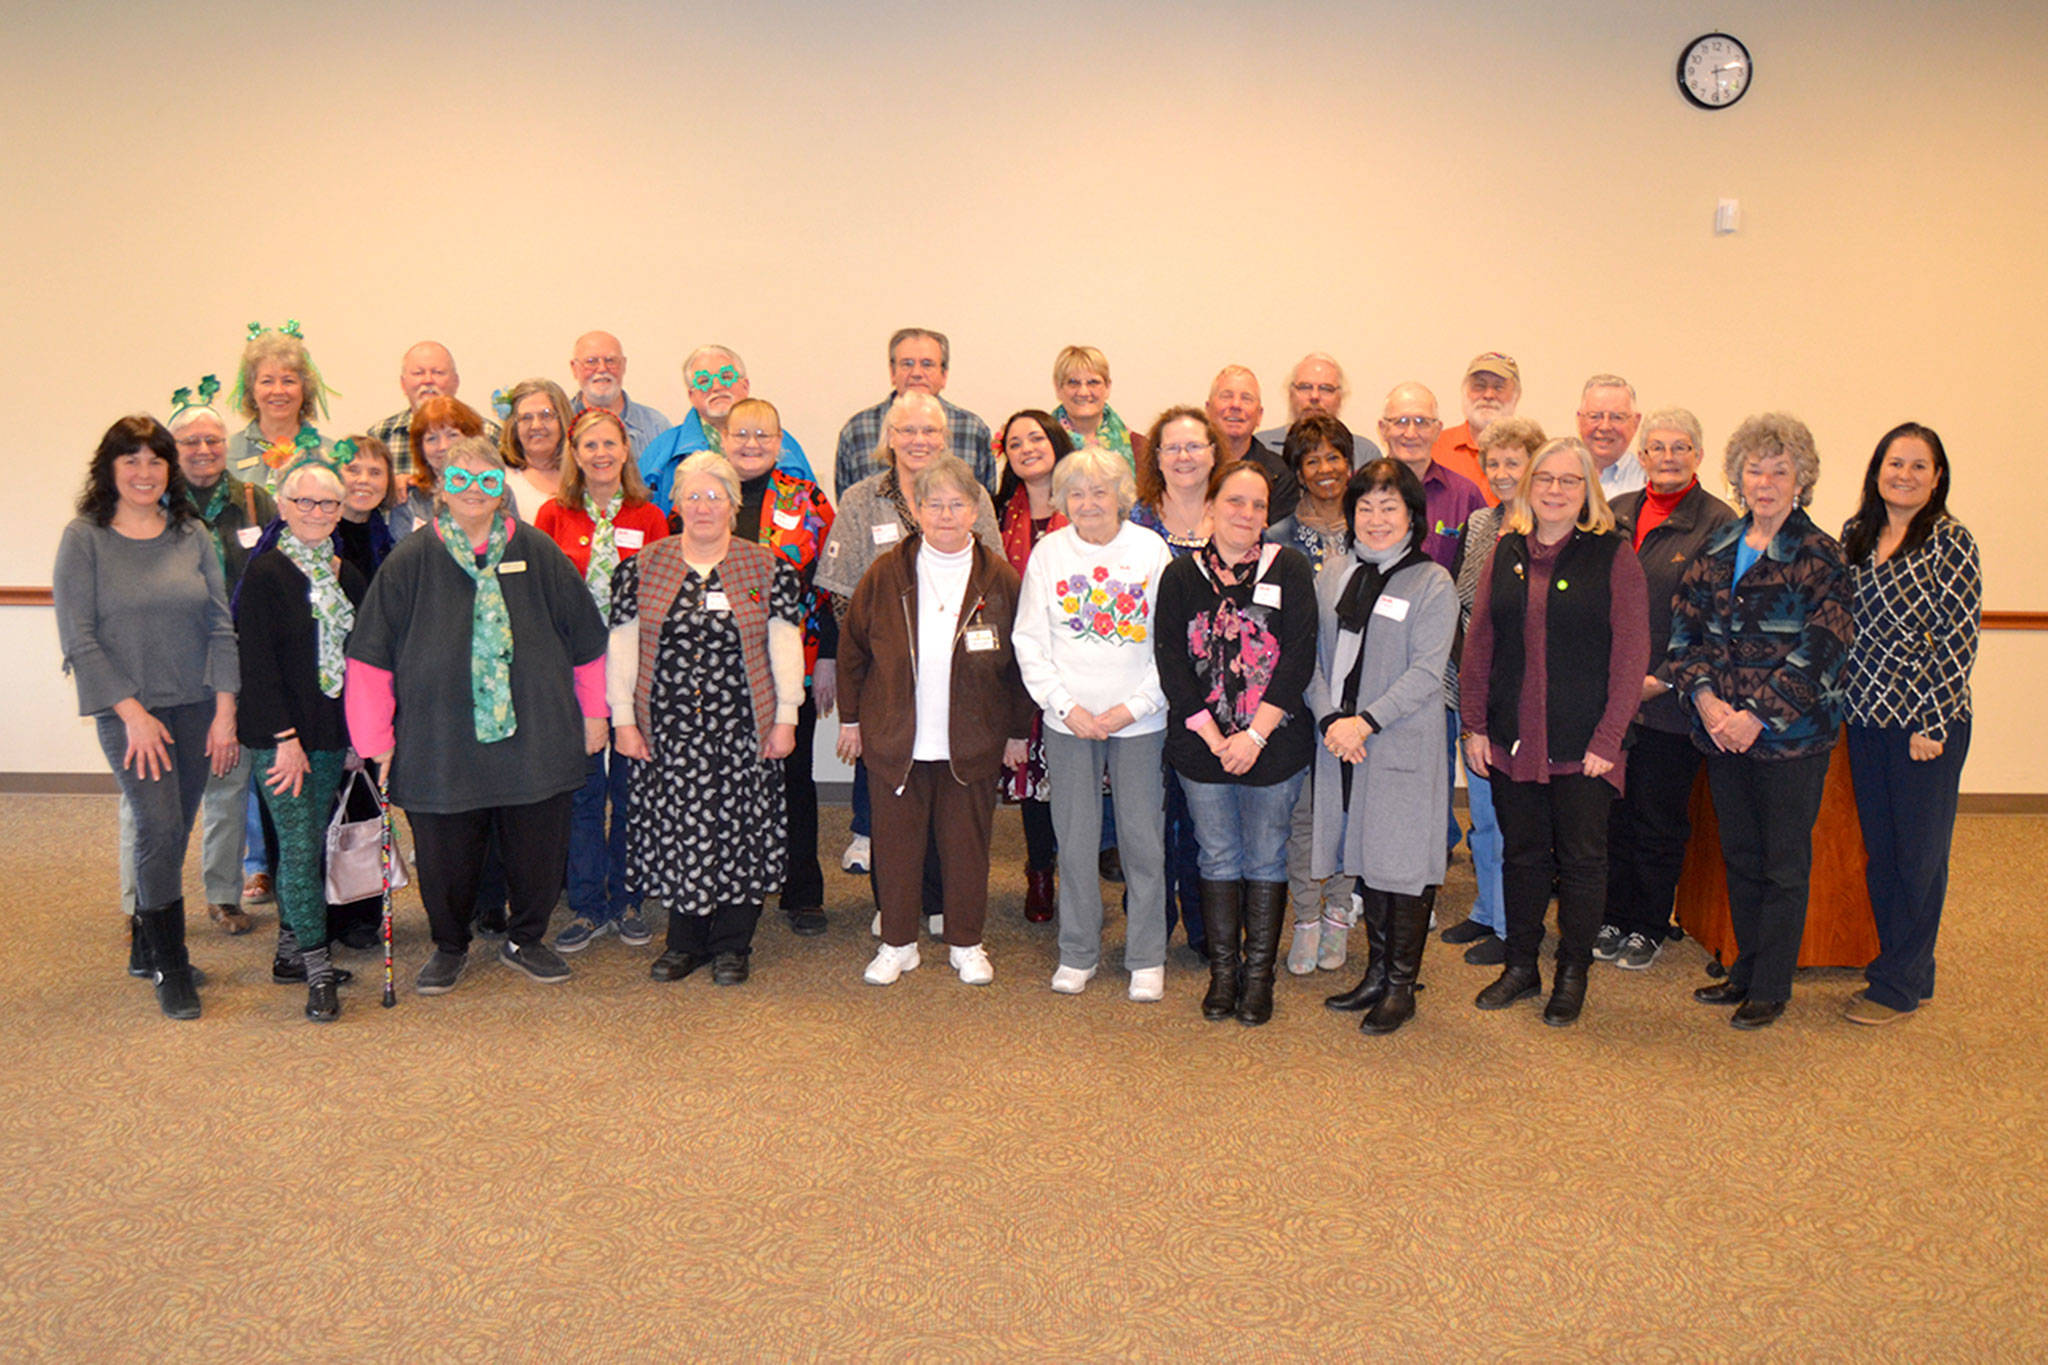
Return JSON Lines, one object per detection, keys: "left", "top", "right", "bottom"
{"left": 252, "top": 747, "right": 349, "bottom": 951}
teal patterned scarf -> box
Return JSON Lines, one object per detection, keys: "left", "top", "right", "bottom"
{"left": 278, "top": 533, "right": 355, "bottom": 698}
{"left": 434, "top": 509, "right": 517, "bottom": 742}
{"left": 584, "top": 491, "right": 623, "bottom": 614}
{"left": 1057, "top": 404, "right": 1134, "bottom": 463}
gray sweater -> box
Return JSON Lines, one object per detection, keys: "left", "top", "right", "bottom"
{"left": 53, "top": 517, "right": 239, "bottom": 716}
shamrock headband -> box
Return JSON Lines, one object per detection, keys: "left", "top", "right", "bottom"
{"left": 232, "top": 320, "right": 338, "bottom": 421}
{"left": 168, "top": 374, "right": 224, "bottom": 429}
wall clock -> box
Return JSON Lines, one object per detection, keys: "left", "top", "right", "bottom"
{"left": 1679, "top": 33, "right": 1752, "bottom": 110}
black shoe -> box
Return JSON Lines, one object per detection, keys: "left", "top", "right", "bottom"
{"left": 136, "top": 902, "right": 201, "bottom": 1021}
{"left": 1439, "top": 917, "right": 1492, "bottom": 945}
{"left": 1236, "top": 881, "right": 1287, "bottom": 1026}
{"left": 1463, "top": 933, "right": 1506, "bottom": 965}
{"left": 650, "top": 949, "right": 706, "bottom": 982}
{"left": 128, "top": 915, "right": 151, "bottom": 978}
{"left": 1326, "top": 888, "right": 1391, "bottom": 1012}
{"left": 415, "top": 949, "right": 467, "bottom": 995}
{"left": 1098, "top": 847, "right": 1124, "bottom": 884}
{"left": 1474, "top": 964, "right": 1542, "bottom": 1010}
{"left": 273, "top": 957, "right": 354, "bottom": 985}
{"left": 499, "top": 940, "right": 571, "bottom": 984}
{"left": 1361, "top": 891, "right": 1430, "bottom": 1035}
{"left": 712, "top": 953, "right": 750, "bottom": 985}
{"left": 1198, "top": 880, "right": 1244, "bottom": 1021}
{"left": 1694, "top": 980, "right": 1748, "bottom": 1006}
{"left": 305, "top": 979, "right": 341, "bottom": 1023}
{"left": 1730, "top": 998, "right": 1785, "bottom": 1030}
{"left": 1544, "top": 963, "right": 1588, "bottom": 1027}
{"left": 785, "top": 908, "right": 828, "bottom": 937}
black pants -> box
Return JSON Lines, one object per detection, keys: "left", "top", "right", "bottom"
{"left": 410, "top": 793, "right": 573, "bottom": 954}
{"left": 780, "top": 693, "right": 825, "bottom": 909}
{"left": 1492, "top": 771, "right": 1614, "bottom": 971}
{"left": 667, "top": 902, "right": 764, "bottom": 958}
{"left": 1605, "top": 727, "right": 1705, "bottom": 940}
{"left": 1021, "top": 798, "right": 1056, "bottom": 872}
{"left": 1848, "top": 723, "right": 1968, "bottom": 1011}
{"left": 1706, "top": 749, "right": 1831, "bottom": 1004}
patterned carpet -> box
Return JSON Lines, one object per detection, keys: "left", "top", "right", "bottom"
{"left": 2, "top": 794, "right": 2043, "bottom": 1361}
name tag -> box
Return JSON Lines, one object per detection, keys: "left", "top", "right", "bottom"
{"left": 495, "top": 560, "right": 527, "bottom": 575}
{"left": 872, "top": 522, "right": 902, "bottom": 547}
{"left": 1252, "top": 582, "right": 1282, "bottom": 608}
{"left": 1373, "top": 595, "right": 1410, "bottom": 622}
{"left": 964, "top": 627, "right": 999, "bottom": 653}
{"left": 236, "top": 527, "right": 261, "bottom": 548}
{"left": 236, "top": 456, "right": 262, "bottom": 472}
{"left": 773, "top": 508, "right": 802, "bottom": 531}
{"left": 705, "top": 590, "right": 732, "bottom": 613}
{"left": 614, "top": 528, "right": 644, "bottom": 550}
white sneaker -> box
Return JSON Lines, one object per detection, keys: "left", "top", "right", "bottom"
{"left": 842, "top": 835, "right": 872, "bottom": 873}
{"left": 950, "top": 943, "right": 994, "bottom": 986}
{"left": 870, "top": 911, "right": 882, "bottom": 937}
{"left": 1128, "top": 966, "right": 1165, "bottom": 1002}
{"left": 926, "top": 913, "right": 944, "bottom": 938}
{"left": 1050, "top": 964, "right": 1096, "bottom": 994}
{"left": 864, "top": 942, "right": 919, "bottom": 985}
{"left": 1286, "top": 921, "right": 1320, "bottom": 975}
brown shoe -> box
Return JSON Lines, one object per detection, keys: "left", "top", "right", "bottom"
{"left": 208, "top": 902, "right": 255, "bottom": 936}
{"left": 1843, "top": 990, "right": 1909, "bottom": 1026}
{"left": 242, "top": 872, "right": 275, "bottom": 905}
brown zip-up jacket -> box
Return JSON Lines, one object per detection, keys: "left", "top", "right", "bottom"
{"left": 839, "top": 535, "right": 1033, "bottom": 790}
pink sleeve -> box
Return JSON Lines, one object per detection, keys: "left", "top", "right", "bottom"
{"left": 574, "top": 657, "right": 609, "bottom": 718}
{"left": 345, "top": 660, "right": 397, "bottom": 756}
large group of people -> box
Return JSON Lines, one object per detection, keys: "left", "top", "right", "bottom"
{"left": 54, "top": 325, "right": 1982, "bottom": 1037}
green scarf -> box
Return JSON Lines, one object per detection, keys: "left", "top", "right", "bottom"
{"left": 1056, "top": 404, "right": 1134, "bottom": 463}
{"left": 188, "top": 478, "right": 232, "bottom": 564}
{"left": 584, "top": 491, "right": 623, "bottom": 614}
{"left": 434, "top": 509, "right": 517, "bottom": 742}
{"left": 278, "top": 533, "right": 355, "bottom": 698}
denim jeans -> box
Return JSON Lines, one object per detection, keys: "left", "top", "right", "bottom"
{"left": 850, "top": 759, "right": 871, "bottom": 839}
{"left": 567, "top": 745, "right": 634, "bottom": 922}
{"left": 1464, "top": 763, "right": 1505, "bottom": 934}
{"left": 1180, "top": 770, "right": 1307, "bottom": 884}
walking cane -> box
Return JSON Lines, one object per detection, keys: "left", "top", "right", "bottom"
{"left": 378, "top": 768, "right": 397, "bottom": 1008}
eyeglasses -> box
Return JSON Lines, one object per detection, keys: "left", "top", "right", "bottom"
{"left": 1531, "top": 472, "right": 1585, "bottom": 490}
{"left": 894, "top": 357, "right": 943, "bottom": 372}
{"left": 1158, "top": 441, "right": 1213, "bottom": 457}
{"left": 1291, "top": 382, "right": 1339, "bottom": 398}
{"left": 1580, "top": 411, "right": 1634, "bottom": 426}
{"left": 442, "top": 468, "right": 506, "bottom": 496}
{"left": 284, "top": 496, "right": 342, "bottom": 515}
{"left": 575, "top": 354, "right": 623, "bottom": 370}
{"left": 1383, "top": 415, "right": 1440, "bottom": 430}
{"left": 175, "top": 435, "right": 226, "bottom": 451}
{"left": 689, "top": 366, "right": 741, "bottom": 391}
{"left": 1641, "top": 440, "right": 1697, "bottom": 457}
{"left": 681, "top": 489, "right": 730, "bottom": 505}
{"left": 727, "top": 428, "right": 780, "bottom": 447}
{"left": 891, "top": 424, "right": 945, "bottom": 442}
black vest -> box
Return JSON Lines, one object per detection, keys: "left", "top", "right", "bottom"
{"left": 1485, "top": 529, "right": 1621, "bottom": 761}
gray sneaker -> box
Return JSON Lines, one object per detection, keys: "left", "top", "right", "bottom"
{"left": 500, "top": 939, "right": 571, "bottom": 984}
{"left": 1615, "top": 931, "right": 1661, "bottom": 971}
{"left": 415, "top": 949, "right": 467, "bottom": 995}
{"left": 1592, "top": 924, "right": 1626, "bottom": 962}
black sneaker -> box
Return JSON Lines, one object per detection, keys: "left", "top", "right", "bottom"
{"left": 415, "top": 949, "right": 467, "bottom": 995}
{"left": 1463, "top": 934, "right": 1506, "bottom": 965}
{"left": 785, "top": 907, "right": 828, "bottom": 937}
{"left": 1591, "top": 924, "right": 1626, "bottom": 962}
{"left": 1440, "top": 917, "right": 1492, "bottom": 945}
{"left": 500, "top": 940, "right": 571, "bottom": 984}
{"left": 1615, "top": 932, "right": 1661, "bottom": 971}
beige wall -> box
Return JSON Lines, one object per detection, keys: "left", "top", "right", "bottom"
{"left": 4, "top": 1, "right": 2043, "bottom": 788}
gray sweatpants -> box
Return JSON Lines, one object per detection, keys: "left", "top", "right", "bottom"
{"left": 1046, "top": 727, "right": 1167, "bottom": 972}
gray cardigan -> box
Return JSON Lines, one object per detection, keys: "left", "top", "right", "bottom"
{"left": 53, "top": 517, "right": 239, "bottom": 716}
{"left": 1305, "top": 554, "right": 1457, "bottom": 896}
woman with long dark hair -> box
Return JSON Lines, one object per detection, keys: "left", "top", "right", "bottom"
{"left": 1837, "top": 422, "right": 1980, "bottom": 1025}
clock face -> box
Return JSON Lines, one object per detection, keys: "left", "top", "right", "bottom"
{"left": 1679, "top": 32, "right": 1752, "bottom": 109}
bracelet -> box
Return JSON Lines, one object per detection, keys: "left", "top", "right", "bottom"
{"left": 1246, "top": 728, "right": 1268, "bottom": 750}
{"left": 274, "top": 730, "right": 297, "bottom": 741}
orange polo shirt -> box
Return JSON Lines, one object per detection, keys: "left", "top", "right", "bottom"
{"left": 1431, "top": 422, "right": 1493, "bottom": 504}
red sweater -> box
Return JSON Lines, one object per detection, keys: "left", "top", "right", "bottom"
{"left": 533, "top": 499, "right": 670, "bottom": 574}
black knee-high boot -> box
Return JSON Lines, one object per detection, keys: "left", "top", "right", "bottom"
{"left": 1325, "top": 887, "right": 1390, "bottom": 1011}
{"left": 1236, "top": 881, "right": 1288, "bottom": 1026}
{"left": 1363, "top": 891, "right": 1431, "bottom": 1034}
{"left": 137, "top": 899, "right": 200, "bottom": 1020}
{"left": 1199, "top": 880, "right": 1244, "bottom": 1021}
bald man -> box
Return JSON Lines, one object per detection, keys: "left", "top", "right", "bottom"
{"left": 567, "top": 330, "right": 671, "bottom": 458}
{"left": 367, "top": 340, "right": 501, "bottom": 479}
{"left": 1254, "top": 352, "right": 1385, "bottom": 468}
{"left": 1205, "top": 365, "right": 1299, "bottom": 521}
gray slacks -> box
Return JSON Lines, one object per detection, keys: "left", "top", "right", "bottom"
{"left": 1045, "top": 727, "right": 1167, "bottom": 972}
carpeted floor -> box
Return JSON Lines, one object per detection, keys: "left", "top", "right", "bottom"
{"left": 2, "top": 794, "right": 2044, "bottom": 1361}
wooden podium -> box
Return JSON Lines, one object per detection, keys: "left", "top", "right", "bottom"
{"left": 1673, "top": 728, "right": 1879, "bottom": 969}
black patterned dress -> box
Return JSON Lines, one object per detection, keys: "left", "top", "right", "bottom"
{"left": 612, "top": 554, "right": 802, "bottom": 912}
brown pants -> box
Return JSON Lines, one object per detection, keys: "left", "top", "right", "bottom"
{"left": 871, "top": 760, "right": 995, "bottom": 948}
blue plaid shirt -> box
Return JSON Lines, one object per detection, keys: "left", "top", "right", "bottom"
{"left": 834, "top": 393, "right": 995, "bottom": 495}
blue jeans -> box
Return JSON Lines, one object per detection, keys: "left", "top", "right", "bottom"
{"left": 567, "top": 746, "right": 634, "bottom": 921}
{"left": 850, "top": 759, "right": 871, "bottom": 839}
{"left": 242, "top": 771, "right": 271, "bottom": 878}
{"left": 1444, "top": 706, "right": 1466, "bottom": 851}
{"left": 1162, "top": 767, "right": 1204, "bottom": 949}
{"left": 1465, "top": 764, "right": 1505, "bottom": 934}
{"left": 1180, "top": 771, "right": 1307, "bottom": 884}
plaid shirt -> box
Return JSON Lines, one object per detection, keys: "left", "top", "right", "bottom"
{"left": 370, "top": 407, "right": 503, "bottom": 482}
{"left": 834, "top": 393, "right": 995, "bottom": 495}
{"left": 570, "top": 392, "right": 671, "bottom": 460}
